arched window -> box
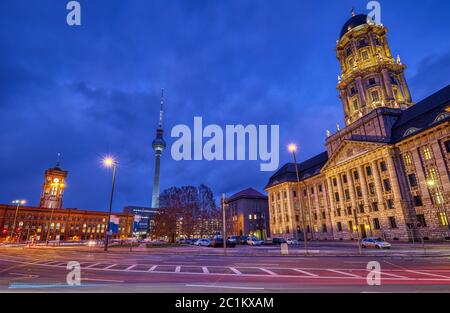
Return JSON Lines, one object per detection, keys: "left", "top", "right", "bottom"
{"left": 433, "top": 112, "right": 450, "bottom": 124}
{"left": 403, "top": 127, "right": 421, "bottom": 137}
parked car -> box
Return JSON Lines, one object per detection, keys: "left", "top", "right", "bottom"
{"left": 246, "top": 237, "right": 264, "bottom": 246}
{"left": 272, "top": 237, "right": 287, "bottom": 245}
{"left": 211, "top": 236, "right": 236, "bottom": 248}
{"left": 227, "top": 236, "right": 240, "bottom": 244}
{"left": 286, "top": 238, "right": 299, "bottom": 245}
{"left": 190, "top": 238, "right": 199, "bottom": 245}
{"left": 361, "top": 237, "right": 391, "bottom": 249}
{"left": 194, "top": 239, "right": 211, "bottom": 247}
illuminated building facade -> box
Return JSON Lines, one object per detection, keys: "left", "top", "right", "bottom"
{"left": 266, "top": 13, "right": 450, "bottom": 242}
{"left": 225, "top": 188, "right": 270, "bottom": 240}
{"left": 0, "top": 159, "right": 133, "bottom": 242}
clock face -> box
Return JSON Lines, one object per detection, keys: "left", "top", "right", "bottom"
{"left": 53, "top": 178, "right": 60, "bottom": 183}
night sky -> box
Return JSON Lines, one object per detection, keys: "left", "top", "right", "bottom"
{"left": 1, "top": 0, "right": 449, "bottom": 212}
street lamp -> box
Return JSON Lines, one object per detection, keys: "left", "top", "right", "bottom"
{"left": 10, "top": 200, "right": 26, "bottom": 242}
{"left": 103, "top": 156, "right": 118, "bottom": 252}
{"left": 288, "top": 144, "right": 308, "bottom": 255}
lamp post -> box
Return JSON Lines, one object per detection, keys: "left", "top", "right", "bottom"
{"left": 222, "top": 194, "right": 227, "bottom": 255}
{"left": 103, "top": 157, "right": 118, "bottom": 252}
{"left": 288, "top": 144, "right": 308, "bottom": 255}
{"left": 10, "top": 200, "right": 26, "bottom": 242}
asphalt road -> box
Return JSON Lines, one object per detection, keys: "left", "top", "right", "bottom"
{"left": 1, "top": 245, "right": 450, "bottom": 293}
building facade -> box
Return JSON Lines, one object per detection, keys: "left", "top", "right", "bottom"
{"left": 0, "top": 159, "right": 134, "bottom": 242}
{"left": 0, "top": 205, "right": 133, "bottom": 242}
{"left": 265, "top": 13, "right": 450, "bottom": 242}
{"left": 225, "top": 188, "right": 270, "bottom": 240}
{"left": 123, "top": 206, "right": 159, "bottom": 238}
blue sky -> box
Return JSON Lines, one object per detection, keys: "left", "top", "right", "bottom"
{"left": 1, "top": 0, "right": 449, "bottom": 212}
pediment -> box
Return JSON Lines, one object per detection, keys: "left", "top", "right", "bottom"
{"left": 323, "top": 140, "right": 386, "bottom": 171}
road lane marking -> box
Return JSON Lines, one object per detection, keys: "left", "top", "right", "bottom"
{"left": 405, "top": 270, "right": 450, "bottom": 279}
{"left": 229, "top": 267, "right": 242, "bottom": 275}
{"left": 293, "top": 269, "right": 318, "bottom": 277}
{"left": 104, "top": 264, "right": 117, "bottom": 269}
{"left": 175, "top": 266, "right": 181, "bottom": 273}
{"left": 85, "top": 263, "right": 101, "bottom": 269}
{"left": 125, "top": 265, "right": 137, "bottom": 271}
{"left": 260, "top": 268, "right": 278, "bottom": 276}
{"left": 186, "top": 284, "right": 264, "bottom": 290}
{"left": 327, "top": 269, "right": 362, "bottom": 278}
{"left": 202, "top": 267, "right": 209, "bottom": 274}
{"left": 148, "top": 265, "right": 157, "bottom": 272}
{"left": 377, "top": 271, "right": 410, "bottom": 279}
{"left": 82, "top": 278, "right": 125, "bottom": 283}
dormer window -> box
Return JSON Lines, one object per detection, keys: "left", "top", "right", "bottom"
{"left": 358, "top": 39, "right": 368, "bottom": 48}
{"left": 403, "top": 127, "right": 421, "bottom": 137}
{"left": 390, "top": 76, "right": 398, "bottom": 85}
{"left": 374, "top": 38, "right": 381, "bottom": 45}
{"left": 348, "top": 58, "right": 354, "bottom": 68}
{"left": 368, "top": 78, "right": 376, "bottom": 86}
{"left": 433, "top": 112, "right": 450, "bottom": 124}
{"left": 350, "top": 86, "right": 358, "bottom": 95}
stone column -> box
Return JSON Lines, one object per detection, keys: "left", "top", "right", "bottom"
{"left": 327, "top": 177, "right": 336, "bottom": 214}
{"left": 386, "top": 155, "right": 403, "bottom": 202}
{"left": 336, "top": 174, "right": 345, "bottom": 211}
{"left": 346, "top": 169, "right": 358, "bottom": 212}
{"left": 356, "top": 77, "right": 367, "bottom": 108}
{"left": 382, "top": 69, "right": 394, "bottom": 99}
{"left": 411, "top": 149, "right": 430, "bottom": 204}
{"left": 357, "top": 165, "right": 370, "bottom": 211}
{"left": 371, "top": 160, "right": 385, "bottom": 209}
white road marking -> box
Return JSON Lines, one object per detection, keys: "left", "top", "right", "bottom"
{"left": 85, "top": 263, "right": 101, "bottom": 269}
{"left": 125, "top": 265, "right": 137, "bottom": 271}
{"left": 327, "top": 269, "right": 362, "bottom": 278}
{"left": 293, "top": 269, "right": 318, "bottom": 277}
{"left": 175, "top": 266, "right": 181, "bottom": 273}
{"left": 104, "top": 264, "right": 117, "bottom": 269}
{"left": 202, "top": 267, "right": 209, "bottom": 274}
{"left": 376, "top": 271, "right": 411, "bottom": 279}
{"left": 229, "top": 267, "right": 242, "bottom": 275}
{"left": 148, "top": 265, "right": 157, "bottom": 272}
{"left": 405, "top": 270, "right": 450, "bottom": 279}
{"left": 9, "top": 273, "right": 39, "bottom": 278}
{"left": 186, "top": 284, "right": 264, "bottom": 290}
{"left": 260, "top": 268, "right": 278, "bottom": 276}
{"left": 82, "top": 278, "right": 124, "bottom": 283}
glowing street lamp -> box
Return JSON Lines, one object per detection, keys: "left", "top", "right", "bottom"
{"left": 102, "top": 156, "right": 118, "bottom": 252}
{"left": 288, "top": 144, "right": 308, "bottom": 255}
{"left": 10, "top": 200, "right": 26, "bottom": 241}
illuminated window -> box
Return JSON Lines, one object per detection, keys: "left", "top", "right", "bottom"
{"left": 403, "top": 153, "right": 413, "bottom": 166}
{"left": 248, "top": 214, "right": 252, "bottom": 220}
{"left": 438, "top": 212, "right": 449, "bottom": 227}
{"left": 422, "top": 147, "right": 433, "bottom": 160}
{"left": 352, "top": 99, "right": 359, "bottom": 111}
{"left": 361, "top": 50, "right": 369, "bottom": 61}
{"left": 371, "top": 90, "right": 380, "bottom": 102}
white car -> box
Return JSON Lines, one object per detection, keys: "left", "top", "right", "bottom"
{"left": 361, "top": 237, "right": 391, "bottom": 249}
{"left": 286, "top": 238, "right": 299, "bottom": 245}
{"left": 246, "top": 237, "right": 264, "bottom": 246}
{"left": 194, "top": 239, "right": 211, "bottom": 247}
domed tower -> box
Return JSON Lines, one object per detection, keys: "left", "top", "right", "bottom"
{"left": 151, "top": 89, "right": 166, "bottom": 208}
{"left": 39, "top": 153, "right": 68, "bottom": 209}
{"left": 336, "top": 12, "right": 413, "bottom": 126}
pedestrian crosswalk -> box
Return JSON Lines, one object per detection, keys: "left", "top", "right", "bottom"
{"left": 16, "top": 258, "right": 450, "bottom": 282}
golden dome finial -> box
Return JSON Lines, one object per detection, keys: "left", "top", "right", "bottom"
{"left": 351, "top": 7, "right": 356, "bottom": 17}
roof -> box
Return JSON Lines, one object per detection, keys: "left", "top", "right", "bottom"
{"left": 391, "top": 85, "right": 450, "bottom": 142}
{"left": 265, "top": 151, "right": 329, "bottom": 189}
{"left": 227, "top": 188, "right": 268, "bottom": 202}
{"left": 340, "top": 14, "right": 368, "bottom": 39}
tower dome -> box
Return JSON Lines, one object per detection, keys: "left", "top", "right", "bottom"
{"left": 340, "top": 14, "right": 369, "bottom": 39}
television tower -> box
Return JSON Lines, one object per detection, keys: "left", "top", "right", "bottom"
{"left": 151, "top": 89, "right": 166, "bottom": 208}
